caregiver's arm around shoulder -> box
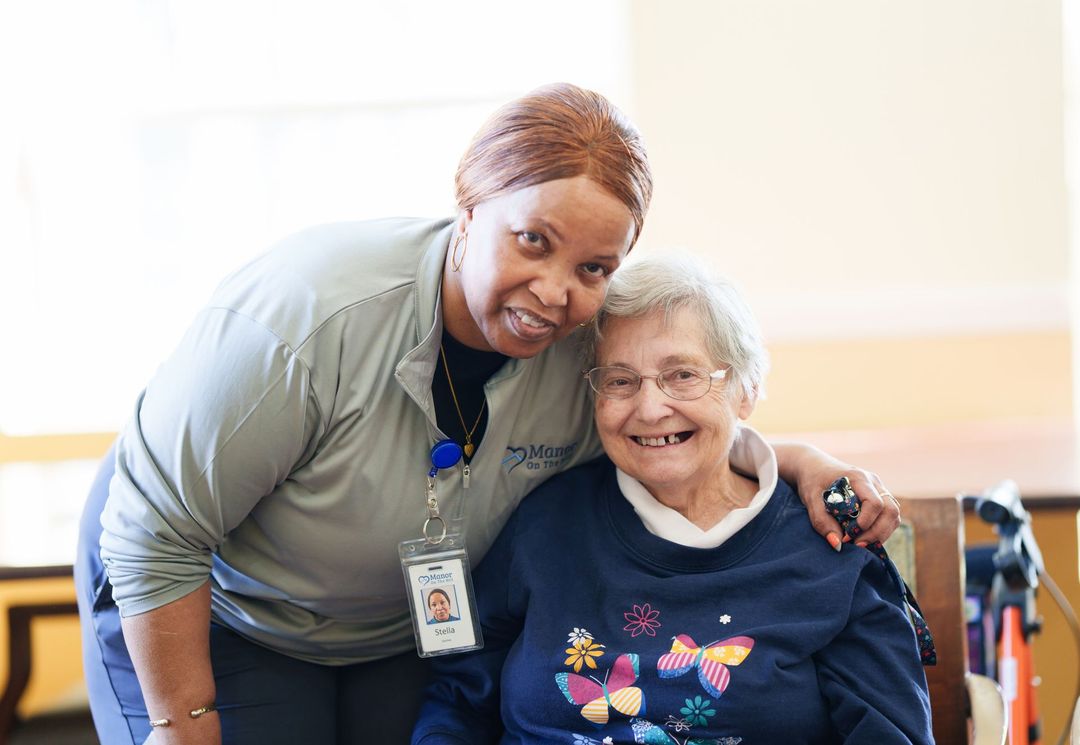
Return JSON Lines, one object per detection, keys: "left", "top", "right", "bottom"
{"left": 773, "top": 441, "right": 901, "bottom": 547}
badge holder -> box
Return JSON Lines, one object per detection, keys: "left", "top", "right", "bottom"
{"left": 399, "top": 440, "right": 484, "bottom": 658}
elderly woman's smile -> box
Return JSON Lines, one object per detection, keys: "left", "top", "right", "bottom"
{"left": 631, "top": 432, "right": 691, "bottom": 447}
{"left": 593, "top": 308, "right": 757, "bottom": 526}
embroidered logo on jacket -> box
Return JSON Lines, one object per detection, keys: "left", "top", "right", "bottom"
{"left": 503, "top": 441, "right": 579, "bottom": 474}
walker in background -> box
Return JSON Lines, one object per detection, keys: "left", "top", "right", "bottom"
{"left": 965, "top": 480, "right": 1080, "bottom": 745}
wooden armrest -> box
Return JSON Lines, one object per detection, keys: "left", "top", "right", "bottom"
{"left": 966, "top": 673, "right": 1007, "bottom": 745}
{"left": 0, "top": 601, "right": 80, "bottom": 744}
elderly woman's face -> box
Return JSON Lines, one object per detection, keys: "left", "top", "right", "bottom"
{"left": 447, "top": 176, "right": 635, "bottom": 359}
{"left": 594, "top": 308, "right": 754, "bottom": 497}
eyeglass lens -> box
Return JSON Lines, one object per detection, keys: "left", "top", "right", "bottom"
{"left": 589, "top": 367, "right": 714, "bottom": 400}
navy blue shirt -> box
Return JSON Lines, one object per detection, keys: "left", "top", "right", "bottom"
{"left": 413, "top": 458, "right": 933, "bottom": 744}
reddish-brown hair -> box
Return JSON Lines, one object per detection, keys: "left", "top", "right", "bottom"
{"left": 454, "top": 83, "right": 653, "bottom": 246}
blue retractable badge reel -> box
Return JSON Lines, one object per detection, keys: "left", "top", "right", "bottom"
{"left": 429, "top": 439, "right": 462, "bottom": 475}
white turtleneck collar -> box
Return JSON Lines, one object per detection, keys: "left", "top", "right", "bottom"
{"left": 615, "top": 425, "right": 779, "bottom": 549}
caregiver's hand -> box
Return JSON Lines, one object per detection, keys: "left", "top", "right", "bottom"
{"left": 774, "top": 442, "right": 901, "bottom": 551}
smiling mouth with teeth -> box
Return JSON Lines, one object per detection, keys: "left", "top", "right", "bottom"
{"left": 632, "top": 432, "right": 691, "bottom": 447}
{"left": 513, "top": 308, "right": 552, "bottom": 329}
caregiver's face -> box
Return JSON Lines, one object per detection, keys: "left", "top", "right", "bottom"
{"left": 449, "top": 176, "right": 635, "bottom": 359}
{"left": 593, "top": 308, "right": 752, "bottom": 497}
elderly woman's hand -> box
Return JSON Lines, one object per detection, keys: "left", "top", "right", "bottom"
{"left": 773, "top": 442, "right": 900, "bottom": 550}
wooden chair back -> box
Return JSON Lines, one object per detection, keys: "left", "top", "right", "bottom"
{"left": 890, "top": 495, "right": 968, "bottom": 744}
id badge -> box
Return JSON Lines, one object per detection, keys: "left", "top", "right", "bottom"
{"left": 399, "top": 533, "right": 484, "bottom": 658}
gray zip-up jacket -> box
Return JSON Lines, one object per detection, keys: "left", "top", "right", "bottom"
{"left": 100, "top": 217, "right": 603, "bottom": 664}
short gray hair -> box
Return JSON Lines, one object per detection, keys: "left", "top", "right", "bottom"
{"left": 581, "top": 254, "right": 769, "bottom": 400}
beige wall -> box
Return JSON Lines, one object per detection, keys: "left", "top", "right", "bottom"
{"left": 626, "top": 9, "right": 1077, "bottom": 733}
{"left": 757, "top": 331, "right": 1073, "bottom": 432}
{"left": 627, "top": 0, "right": 1073, "bottom": 430}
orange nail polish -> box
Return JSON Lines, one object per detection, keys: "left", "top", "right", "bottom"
{"left": 827, "top": 533, "right": 842, "bottom": 552}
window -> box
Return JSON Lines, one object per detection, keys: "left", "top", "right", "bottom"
{"left": 0, "top": 0, "right": 632, "bottom": 434}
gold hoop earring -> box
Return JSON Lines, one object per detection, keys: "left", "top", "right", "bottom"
{"left": 450, "top": 233, "right": 468, "bottom": 272}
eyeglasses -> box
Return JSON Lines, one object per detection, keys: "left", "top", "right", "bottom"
{"left": 583, "top": 365, "right": 729, "bottom": 401}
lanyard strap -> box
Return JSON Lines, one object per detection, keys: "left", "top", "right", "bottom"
{"left": 824, "top": 477, "right": 938, "bottom": 666}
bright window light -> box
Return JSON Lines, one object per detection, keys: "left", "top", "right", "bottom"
{"left": 0, "top": 0, "right": 632, "bottom": 435}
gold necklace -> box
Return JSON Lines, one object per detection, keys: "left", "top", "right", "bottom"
{"left": 440, "top": 345, "right": 486, "bottom": 459}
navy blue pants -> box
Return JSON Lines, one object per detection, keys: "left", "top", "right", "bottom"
{"left": 75, "top": 448, "right": 431, "bottom": 744}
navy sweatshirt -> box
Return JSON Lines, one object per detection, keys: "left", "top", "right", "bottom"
{"left": 412, "top": 458, "right": 933, "bottom": 744}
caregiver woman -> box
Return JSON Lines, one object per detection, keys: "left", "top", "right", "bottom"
{"left": 75, "top": 83, "right": 900, "bottom": 745}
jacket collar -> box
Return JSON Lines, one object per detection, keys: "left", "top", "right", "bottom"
{"left": 414, "top": 219, "right": 455, "bottom": 345}
{"left": 394, "top": 219, "right": 454, "bottom": 419}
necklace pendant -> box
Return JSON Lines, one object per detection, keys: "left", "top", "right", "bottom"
{"left": 464, "top": 443, "right": 475, "bottom": 458}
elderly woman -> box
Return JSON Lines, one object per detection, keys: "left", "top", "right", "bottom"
{"left": 412, "top": 256, "right": 933, "bottom": 744}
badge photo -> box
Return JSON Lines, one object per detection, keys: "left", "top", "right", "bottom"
{"left": 423, "top": 585, "right": 461, "bottom": 624}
